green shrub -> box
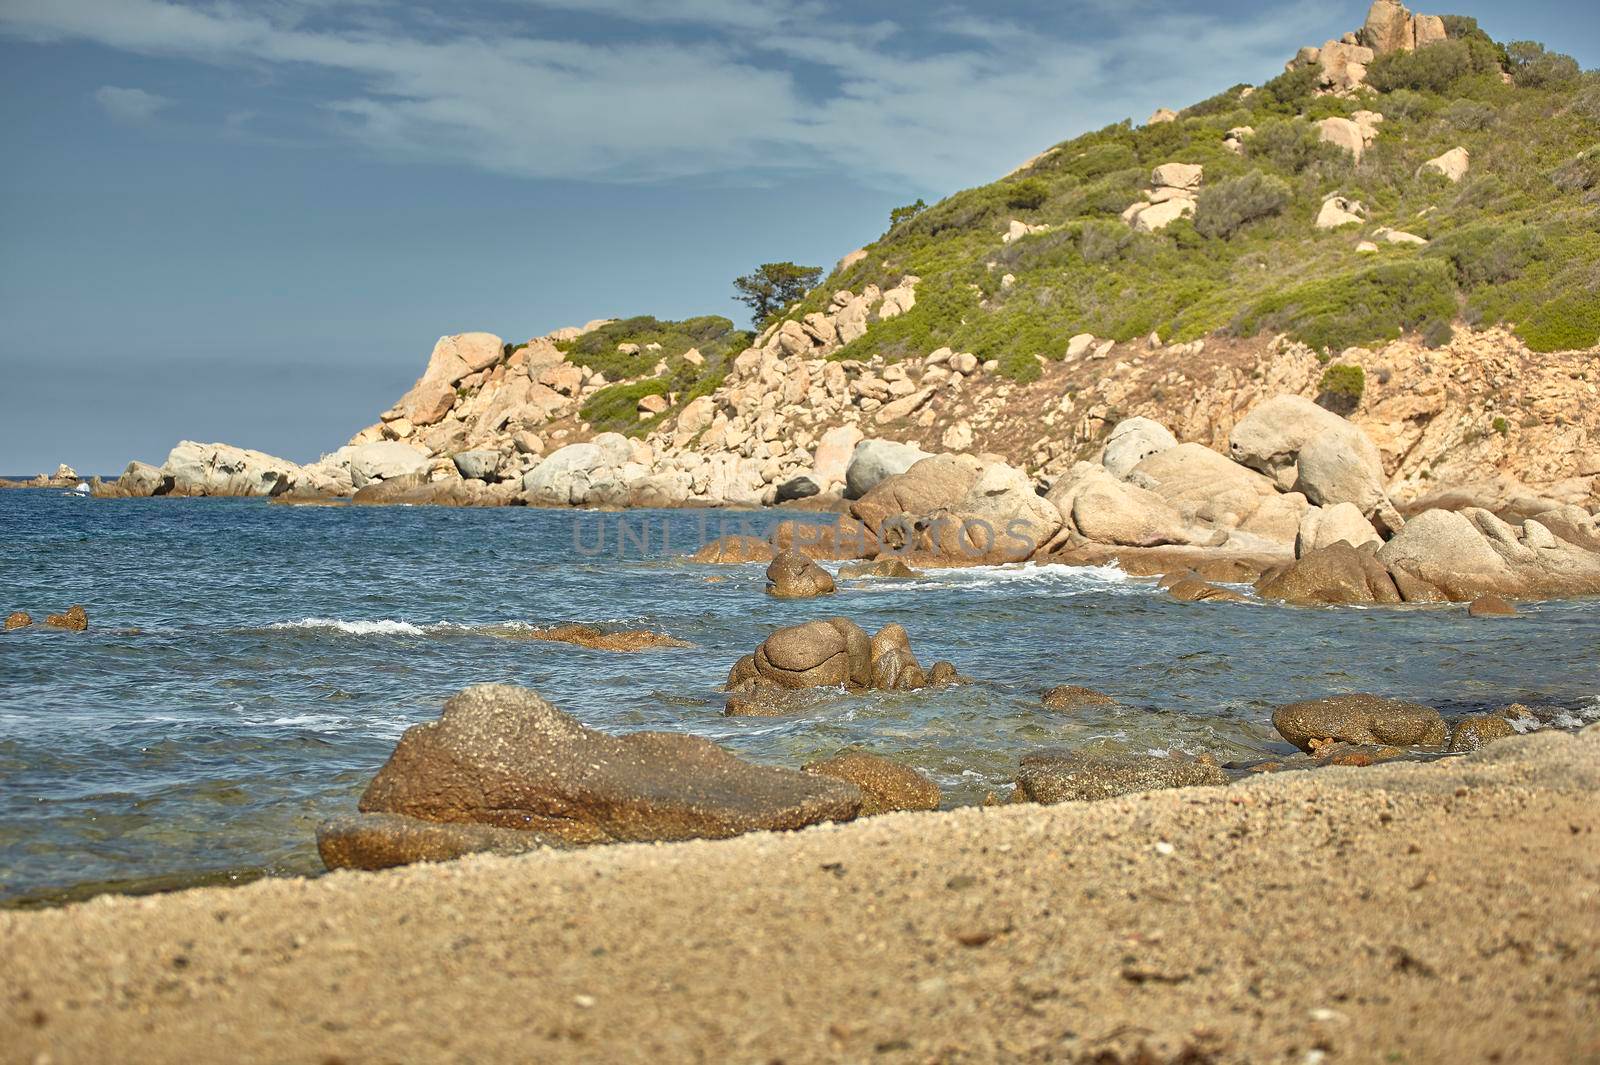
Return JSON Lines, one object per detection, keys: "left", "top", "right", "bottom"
{"left": 1317, "top": 363, "right": 1366, "bottom": 414}
{"left": 1182, "top": 84, "right": 1252, "bottom": 118}
{"left": 1551, "top": 148, "right": 1600, "bottom": 194}
{"left": 558, "top": 315, "right": 746, "bottom": 380}
{"left": 1576, "top": 82, "right": 1600, "bottom": 123}
{"left": 889, "top": 199, "right": 927, "bottom": 227}
{"left": 580, "top": 378, "right": 667, "bottom": 433}
{"left": 1247, "top": 119, "right": 1346, "bottom": 174}
{"left": 1064, "top": 142, "right": 1139, "bottom": 180}
{"left": 1194, "top": 172, "right": 1291, "bottom": 239}
{"left": 1005, "top": 177, "right": 1051, "bottom": 210}
{"left": 1427, "top": 223, "right": 1546, "bottom": 287}
{"left": 1444, "top": 99, "right": 1498, "bottom": 131}
{"left": 1516, "top": 294, "right": 1600, "bottom": 351}
{"left": 1079, "top": 220, "right": 1134, "bottom": 264}
{"left": 996, "top": 349, "right": 1042, "bottom": 384}
{"left": 1492, "top": 416, "right": 1510, "bottom": 436}
{"left": 1366, "top": 39, "right": 1499, "bottom": 94}
{"left": 1251, "top": 65, "right": 1322, "bottom": 116}
{"left": 1233, "top": 260, "right": 1458, "bottom": 353}
{"left": 1507, "top": 42, "right": 1581, "bottom": 89}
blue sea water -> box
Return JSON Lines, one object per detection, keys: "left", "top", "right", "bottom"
{"left": 1, "top": 488, "right": 1597, "bottom": 904}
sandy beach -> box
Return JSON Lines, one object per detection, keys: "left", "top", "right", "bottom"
{"left": 5, "top": 725, "right": 1597, "bottom": 1065}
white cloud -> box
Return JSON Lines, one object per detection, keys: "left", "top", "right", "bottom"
{"left": 92, "top": 84, "right": 173, "bottom": 123}
{"left": 12, "top": 0, "right": 1335, "bottom": 192}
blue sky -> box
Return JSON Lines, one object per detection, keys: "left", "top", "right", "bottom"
{"left": 2, "top": 0, "right": 1596, "bottom": 474}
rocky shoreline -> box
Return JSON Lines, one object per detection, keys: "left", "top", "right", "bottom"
{"left": 6, "top": 722, "right": 1596, "bottom": 1063}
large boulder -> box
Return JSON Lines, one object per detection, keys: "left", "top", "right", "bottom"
{"left": 1229, "top": 396, "right": 1354, "bottom": 488}
{"left": 1047, "top": 463, "right": 1222, "bottom": 548}
{"left": 955, "top": 461, "right": 1062, "bottom": 556}
{"left": 750, "top": 618, "right": 872, "bottom": 690}
{"left": 1257, "top": 541, "right": 1401, "bottom": 605}
{"left": 452, "top": 449, "right": 502, "bottom": 482}
{"left": 317, "top": 813, "right": 567, "bottom": 872}
{"left": 1292, "top": 424, "right": 1390, "bottom": 516}
{"left": 161, "top": 441, "right": 301, "bottom": 497}
{"left": 1295, "top": 502, "right": 1381, "bottom": 558}
{"left": 813, "top": 425, "right": 866, "bottom": 492}
{"left": 521, "top": 434, "right": 633, "bottom": 505}
{"left": 1361, "top": 0, "right": 1415, "bottom": 54}
{"left": 765, "top": 551, "right": 836, "bottom": 599}
{"left": 342, "top": 441, "right": 431, "bottom": 489}
{"left": 1128, "top": 444, "right": 1304, "bottom": 546}
{"left": 325, "top": 684, "right": 862, "bottom": 869}
{"left": 1100, "top": 417, "right": 1177, "bottom": 480}
{"left": 845, "top": 439, "right": 930, "bottom": 499}
{"left": 1013, "top": 751, "right": 1228, "bottom": 804}
{"left": 1272, "top": 694, "right": 1447, "bottom": 752}
{"left": 93, "top": 460, "right": 165, "bottom": 498}
{"left": 1419, "top": 146, "right": 1469, "bottom": 183}
{"left": 393, "top": 333, "right": 505, "bottom": 427}
{"left": 1229, "top": 396, "right": 1398, "bottom": 529}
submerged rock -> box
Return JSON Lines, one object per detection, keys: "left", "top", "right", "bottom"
{"left": 331, "top": 684, "right": 861, "bottom": 869}
{"left": 1272, "top": 694, "right": 1447, "bottom": 753}
{"left": 803, "top": 751, "right": 940, "bottom": 815}
{"left": 493, "top": 624, "right": 690, "bottom": 652}
{"left": 1041, "top": 685, "right": 1116, "bottom": 712}
{"left": 317, "top": 812, "right": 569, "bottom": 872}
{"left": 1468, "top": 594, "right": 1518, "bottom": 618}
{"left": 42, "top": 606, "right": 88, "bottom": 632}
{"left": 1166, "top": 578, "right": 1248, "bottom": 604}
{"left": 692, "top": 534, "right": 775, "bottom": 564}
{"left": 837, "top": 558, "right": 922, "bottom": 580}
{"left": 765, "top": 551, "right": 836, "bottom": 599}
{"left": 1012, "top": 751, "right": 1228, "bottom": 804}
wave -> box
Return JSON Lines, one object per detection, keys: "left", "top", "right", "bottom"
{"left": 266, "top": 618, "right": 427, "bottom": 636}
{"left": 912, "top": 561, "right": 1138, "bottom": 591}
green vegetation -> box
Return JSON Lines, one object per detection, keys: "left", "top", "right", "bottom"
{"left": 556, "top": 315, "right": 748, "bottom": 436}
{"left": 1493, "top": 415, "right": 1510, "bottom": 436}
{"left": 889, "top": 199, "right": 928, "bottom": 227}
{"left": 732, "top": 262, "right": 823, "bottom": 328}
{"left": 1194, "top": 172, "right": 1292, "bottom": 239}
{"left": 1317, "top": 363, "right": 1367, "bottom": 414}
{"left": 763, "top": 21, "right": 1598, "bottom": 375}
{"left": 581, "top": 379, "right": 667, "bottom": 434}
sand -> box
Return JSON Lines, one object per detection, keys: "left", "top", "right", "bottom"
{"left": 4, "top": 726, "right": 1599, "bottom": 1065}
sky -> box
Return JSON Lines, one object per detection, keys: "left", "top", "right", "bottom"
{"left": 1, "top": 0, "right": 1596, "bottom": 474}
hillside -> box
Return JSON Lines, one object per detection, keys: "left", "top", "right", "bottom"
{"left": 92, "top": 1, "right": 1600, "bottom": 515}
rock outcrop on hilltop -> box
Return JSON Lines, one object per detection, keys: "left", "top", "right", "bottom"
{"left": 1285, "top": 1, "right": 1449, "bottom": 94}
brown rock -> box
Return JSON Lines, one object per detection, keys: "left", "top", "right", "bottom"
{"left": 1467, "top": 595, "right": 1517, "bottom": 619}
{"left": 804, "top": 752, "right": 940, "bottom": 815}
{"left": 1013, "top": 751, "right": 1229, "bottom": 804}
{"left": 1449, "top": 715, "right": 1518, "bottom": 753}
{"left": 42, "top": 606, "right": 88, "bottom": 632}
{"left": 693, "top": 535, "right": 775, "bottom": 565}
{"left": 1309, "top": 741, "right": 1409, "bottom": 767}
{"left": 766, "top": 551, "right": 836, "bottom": 599}
{"left": 753, "top": 618, "right": 872, "bottom": 690}
{"left": 4, "top": 611, "right": 31, "bottom": 631}
{"left": 837, "top": 558, "right": 922, "bottom": 580}
{"left": 493, "top": 623, "right": 691, "bottom": 652}
{"left": 349, "top": 684, "right": 862, "bottom": 858}
{"left": 1167, "top": 578, "right": 1248, "bottom": 604}
{"left": 723, "top": 681, "right": 797, "bottom": 718}
{"left": 1256, "top": 542, "right": 1402, "bottom": 606}
{"left": 1272, "top": 694, "right": 1448, "bottom": 753}
{"left": 317, "top": 813, "right": 568, "bottom": 872}
{"left": 929, "top": 661, "right": 965, "bottom": 686}
{"left": 1042, "top": 685, "right": 1116, "bottom": 712}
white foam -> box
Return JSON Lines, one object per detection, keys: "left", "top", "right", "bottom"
{"left": 911, "top": 562, "right": 1138, "bottom": 592}
{"left": 268, "top": 618, "right": 426, "bottom": 636}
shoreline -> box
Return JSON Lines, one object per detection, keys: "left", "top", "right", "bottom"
{"left": 4, "top": 726, "right": 1597, "bottom": 1064}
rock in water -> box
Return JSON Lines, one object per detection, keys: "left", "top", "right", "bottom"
{"left": 803, "top": 752, "right": 940, "bottom": 815}
{"left": 42, "top": 606, "right": 88, "bottom": 632}
{"left": 4, "top": 611, "right": 32, "bottom": 630}
{"left": 692, "top": 535, "right": 776, "bottom": 564}
{"left": 1013, "top": 751, "right": 1228, "bottom": 803}
{"left": 1468, "top": 595, "right": 1518, "bottom": 618}
{"left": 317, "top": 813, "right": 570, "bottom": 872}
{"left": 837, "top": 558, "right": 922, "bottom": 580}
{"left": 765, "top": 551, "right": 836, "bottom": 599}
{"left": 1272, "top": 694, "right": 1447, "bottom": 752}
{"left": 1041, "top": 685, "right": 1116, "bottom": 711}
{"left": 332, "top": 685, "right": 861, "bottom": 868}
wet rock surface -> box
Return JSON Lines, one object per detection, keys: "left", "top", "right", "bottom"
{"left": 1041, "top": 685, "right": 1116, "bottom": 712}
{"left": 338, "top": 684, "right": 863, "bottom": 865}
{"left": 1012, "top": 750, "right": 1229, "bottom": 803}
{"left": 765, "top": 551, "right": 836, "bottom": 599}
{"left": 1272, "top": 694, "right": 1448, "bottom": 752}
{"left": 803, "top": 751, "right": 941, "bottom": 815}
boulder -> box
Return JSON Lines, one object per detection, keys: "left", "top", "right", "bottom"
{"left": 1167, "top": 578, "right": 1249, "bottom": 604}
{"left": 1147, "top": 108, "right": 1178, "bottom": 125}
{"left": 1272, "top": 694, "right": 1447, "bottom": 752}
{"left": 521, "top": 434, "right": 633, "bottom": 506}
{"left": 765, "top": 551, "right": 836, "bottom": 599}
{"left": 750, "top": 618, "right": 872, "bottom": 690}
{"left": 1448, "top": 714, "right": 1517, "bottom": 753}
{"left": 692, "top": 535, "right": 776, "bottom": 564}
{"left": 1315, "top": 195, "right": 1367, "bottom": 229}
{"left": 845, "top": 440, "right": 931, "bottom": 499}
{"left": 5, "top": 611, "right": 33, "bottom": 630}
{"left": 42, "top": 606, "right": 89, "bottom": 632}
{"left": 775, "top": 475, "right": 821, "bottom": 503}
{"left": 1229, "top": 395, "right": 1368, "bottom": 490}
{"left": 1151, "top": 163, "right": 1204, "bottom": 190}
{"left": 1317, "top": 117, "right": 1368, "bottom": 162}
{"left": 452, "top": 449, "right": 501, "bottom": 482}
{"left": 1047, "top": 463, "right": 1221, "bottom": 548}
{"left": 813, "top": 425, "right": 865, "bottom": 491}
{"left": 954, "top": 462, "right": 1062, "bottom": 557}
{"left": 161, "top": 441, "right": 301, "bottom": 497}
{"left": 1419, "top": 146, "right": 1469, "bottom": 183}
{"left": 1361, "top": 0, "right": 1415, "bottom": 54}
{"left": 344, "top": 441, "right": 431, "bottom": 489}
{"left": 1129, "top": 443, "right": 1298, "bottom": 543}
{"left": 1013, "top": 751, "right": 1228, "bottom": 804}
{"left": 1257, "top": 542, "right": 1401, "bottom": 605}
{"left": 803, "top": 752, "right": 939, "bottom": 815}
{"left": 394, "top": 333, "right": 505, "bottom": 426}
{"left": 850, "top": 454, "right": 984, "bottom": 540}
{"left": 334, "top": 684, "right": 861, "bottom": 865}
{"left": 1131, "top": 197, "right": 1195, "bottom": 233}
{"left": 1375, "top": 509, "right": 1514, "bottom": 598}
{"left": 1101, "top": 417, "right": 1177, "bottom": 479}
{"left": 495, "top": 624, "right": 690, "bottom": 652}
{"left": 837, "top": 558, "right": 922, "bottom": 580}
{"left": 1468, "top": 594, "right": 1517, "bottom": 618}
{"left": 95, "top": 460, "right": 165, "bottom": 498}
{"left": 1295, "top": 502, "right": 1381, "bottom": 558}
{"left": 1292, "top": 425, "right": 1390, "bottom": 515}
{"left": 1041, "top": 685, "right": 1116, "bottom": 712}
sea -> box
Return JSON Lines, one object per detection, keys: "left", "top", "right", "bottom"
{"left": 2, "top": 487, "right": 1596, "bottom": 906}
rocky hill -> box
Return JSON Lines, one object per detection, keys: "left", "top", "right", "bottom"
{"left": 94, "top": 2, "right": 1599, "bottom": 524}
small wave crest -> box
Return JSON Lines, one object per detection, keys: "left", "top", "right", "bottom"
{"left": 921, "top": 562, "right": 1135, "bottom": 591}
{"left": 266, "top": 618, "right": 426, "bottom": 636}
